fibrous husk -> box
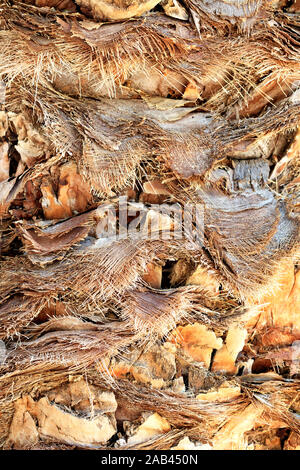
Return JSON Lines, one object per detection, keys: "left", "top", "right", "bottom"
{"left": 0, "top": 0, "right": 299, "bottom": 452}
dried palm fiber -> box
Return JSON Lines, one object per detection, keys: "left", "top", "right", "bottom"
{"left": 0, "top": 240, "right": 160, "bottom": 335}
{"left": 13, "top": 0, "right": 297, "bottom": 34}
{"left": 120, "top": 286, "right": 252, "bottom": 339}
{"left": 0, "top": 289, "right": 252, "bottom": 447}
{"left": 0, "top": 94, "right": 146, "bottom": 200}
{"left": 88, "top": 373, "right": 300, "bottom": 435}
{"left": 2, "top": 192, "right": 294, "bottom": 330}
{"left": 3, "top": 80, "right": 299, "bottom": 174}
{"left": 0, "top": 5, "right": 189, "bottom": 99}
{"left": 1, "top": 148, "right": 299, "bottom": 301}
{"left": 0, "top": 274, "right": 244, "bottom": 353}
{"left": 0, "top": 360, "right": 299, "bottom": 449}
{"left": 16, "top": 211, "right": 94, "bottom": 257}
{"left": 1, "top": 194, "right": 252, "bottom": 337}
{"left": 0, "top": 0, "right": 300, "bottom": 451}
{"left": 0, "top": 232, "right": 250, "bottom": 341}
{"left": 2, "top": 291, "right": 250, "bottom": 374}
{"left": 0, "top": 206, "right": 253, "bottom": 390}
{"left": 2, "top": 346, "right": 288, "bottom": 444}
{"left": 0, "top": 369, "right": 65, "bottom": 448}
{"left": 0, "top": 364, "right": 235, "bottom": 448}
{"left": 157, "top": 171, "right": 299, "bottom": 298}
{"left": 5, "top": 322, "right": 144, "bottom": 371}
{"left": 0, "top": 83, "right": 298, "bottom": 211}
{"left": 0, "top": 2, "right": 299, "bottom": 108}
{"left": 0, "top": 200, "right": 195, "bottom": 292}
{"left": 0, "top": 147, "right": 298, "bottom": 310}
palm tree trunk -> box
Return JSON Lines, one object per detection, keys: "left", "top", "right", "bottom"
{"left": 0, "top": 0, "right": 299, "bottom": 450}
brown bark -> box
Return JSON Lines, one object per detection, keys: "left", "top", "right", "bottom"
{"left": 0, "top": 0, "right": 299, "bottom": 450}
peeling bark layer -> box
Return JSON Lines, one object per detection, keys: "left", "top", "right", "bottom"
{"left": 0, "top": 0, "right": 299, "bottom": 451}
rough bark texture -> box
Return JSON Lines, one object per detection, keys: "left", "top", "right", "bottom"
{"left": 0, "top": 0, "right": 299, "bottom": 450}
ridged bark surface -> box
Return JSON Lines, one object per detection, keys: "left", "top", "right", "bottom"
{"left": 0, "top": 0, "right": 299, "bottom": 450}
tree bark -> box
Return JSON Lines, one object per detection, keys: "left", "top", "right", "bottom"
{"left": 0, "top": 0, "right": 299, "bottom": 450}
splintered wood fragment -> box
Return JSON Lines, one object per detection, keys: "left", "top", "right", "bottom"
{"left": 196, "top": 382, "right": 241, "bottom": 402}
{"left": 161, "top": 0, "right": 189, "bottom": 20}
{"left": 30, "top": 397, "right": 116, "bottom": 446}
{"left": 10, "top": 113, "right": 50, "bottom": 168}
{"left": 6, "top": 389, "right": 118, "bottom": 448}
{"left": 131, "top": 342, "right": 176, "bottom": 389}
{"left": 5, "top": 397, "right": 39, "bottom": 450}
{"left": 109, "top": 342, "right": 176, "bottom": 389}
{"left": 0, "top": 174, "right": 27, "bottom": 218}
{"left": 170, "top": 259, "right": 194, "bottom": 286}
{"left": 41, "top": 179, "right": 72, "bottom": 220}
{"left": 212, "top": 403, "right": 263, "bottom": 450}
{"left": 183, "top": 82, "right": 202, "bottom": 101}
{"left": 142, "top": 262, "right": 163, "bottom": 289}
{"left": 58, "top": 162, "right": 92, "bottom": 214}
{"left": 126, "top": 413, "right": 171, "bottom": 446}
{"left": 271, "top": 126, "right": 300, "bottom": 179}
{"left": 170, "top": 323, "right": 223, "bottom": 368}
{"left": 211, "top": 325, "right": 248, "bottom": 375}
{"left": 41, "top": 163, "right": 91, "bottom": 219}
{"left": 46, "top": 378, "right": 117, "bottom": 414}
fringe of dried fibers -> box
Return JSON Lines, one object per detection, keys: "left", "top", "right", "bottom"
{"left": 0, "top": 0, "right": 299, "bottom": 451}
